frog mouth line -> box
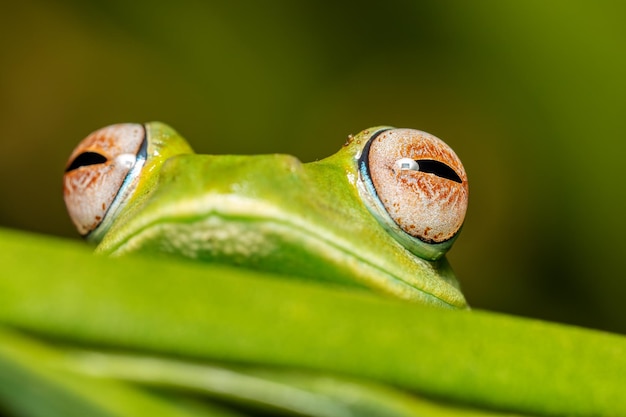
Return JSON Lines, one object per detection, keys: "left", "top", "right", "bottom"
{"left": 100, "top": 194, "right": 466, "bottom": 310}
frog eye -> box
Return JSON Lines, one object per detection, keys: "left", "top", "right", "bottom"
{"left": 63, "top": 124, "right": 147, "bottom": 237}
{"left": 358, "top": 128, "right": 468, "bottom": 259}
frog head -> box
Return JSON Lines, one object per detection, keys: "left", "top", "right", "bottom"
{"left": 64, "top": 122, "right": 469, "bottom": 309}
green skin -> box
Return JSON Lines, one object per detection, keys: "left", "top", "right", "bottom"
{"left": 95, "top": 122, "right": 465, "bottom": 309}
{"left": 0, "top": 123, "right": 625, "bottom": 417}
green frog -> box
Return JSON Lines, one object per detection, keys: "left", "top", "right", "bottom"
{"left": 63, "top": 122, "right": 469, "bottom": 309}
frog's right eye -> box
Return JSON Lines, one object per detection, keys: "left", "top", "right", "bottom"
{"left": 63, "top": 124, "right": 147, "bottom": 237}
{"left": 357, "top": 128, "right": 468, "bottom": 260}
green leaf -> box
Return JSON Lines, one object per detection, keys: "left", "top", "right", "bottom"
{"left": 0, "top": 327, "right": 241, "bottom": 417}
{"left": 1, "top": 227, "right": 625, "bottom": 416}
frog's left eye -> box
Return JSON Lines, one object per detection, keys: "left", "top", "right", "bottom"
{"left": 63, "top": 124, "right": 147, "bottom": 237}
{"left": 358, "top": 128, "right": 468, "bottom": 260}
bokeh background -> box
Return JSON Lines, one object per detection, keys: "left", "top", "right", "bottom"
{"left": 2, "top": 1, "right": 625, "bottom": 333}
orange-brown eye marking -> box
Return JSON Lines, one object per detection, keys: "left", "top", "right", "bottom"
{"left": 63, "top": 124, "right": 146, "bottom": 236}
{"left": 360, "top": 128, "right": 468, "bottom": 244}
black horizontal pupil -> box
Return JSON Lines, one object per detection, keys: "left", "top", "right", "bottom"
{"left": 65, "top": 152, "right": 108, "bottom": 172}
{"left": 416, "top": 159, "right": 462, "bottom": 183}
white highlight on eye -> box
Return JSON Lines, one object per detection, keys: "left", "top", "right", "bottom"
{"left": 395, "top": 158, "right": 419, "bottom": 171}
{"left": 115, "top": 154, "right": 137, "bottom": 169}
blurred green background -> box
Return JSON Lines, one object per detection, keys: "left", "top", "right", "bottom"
{"left": 1, "top": 1, "right": 625, "bottom": 333}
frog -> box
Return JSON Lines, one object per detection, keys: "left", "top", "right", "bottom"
{"left": 62, "top": 122, "right": 469, "bottom": 309}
